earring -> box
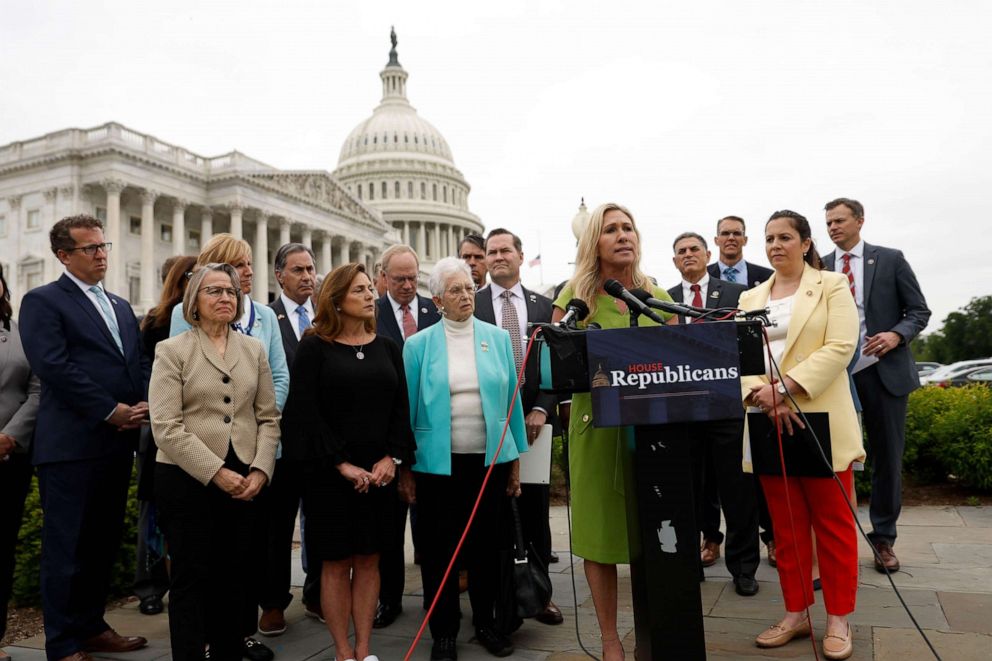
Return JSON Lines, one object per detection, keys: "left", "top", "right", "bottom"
{"left": 803, "top": 252, "right": 808, "bottom": 257}
{"left": 192, "top": 310, "right": 200, "bottom": 321}
{"left": 335, "top": 307, "right": 341, "bottom": 311}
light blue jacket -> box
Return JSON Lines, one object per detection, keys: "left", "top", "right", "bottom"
{"left": 403, "top": 318, "right": 528, "bottom": 476}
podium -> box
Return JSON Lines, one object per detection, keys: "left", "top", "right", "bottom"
{"left": 539, "top": 320, "right": 763, "bottom": 660}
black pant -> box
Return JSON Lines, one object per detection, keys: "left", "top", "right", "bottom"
{"left": 378, "top": 499, "right": 411, "bottom": 610}
{"left": 690, "top": 420, "right": 759, "bottom": 579}
{"left": 701, "top": 456, "right": 775, "bottom": 547}
{"left": 417, "top": 456, "right": 510, "bottom": 638}
{"left": 133, "top": 429, "right": 169, "bottom": 601}
{"left": 855, "top": 365, "right": 908, "bottom": 545}
{"left": 0, "top": 452, "right": 33, "bottom": 642}
{"left": 518, "top": 483, "right": 552, "bottom": 566}
{"left": 156, "top": 452, "right": 255, "bottom": 661}
{"left": 38, "top": 451, "right": 134, "bottom": 661}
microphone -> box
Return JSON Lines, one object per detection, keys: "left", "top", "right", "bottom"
{"left": 630, "top": 289, "right": 707, "bottom": 320}
{"left": 603, "top": 279, "right": 665, "bottom": 324}
{"left": 557, "top": 299, "right": 590, "bottom": 328}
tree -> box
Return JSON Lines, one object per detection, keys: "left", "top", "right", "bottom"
{"left": 912, "top": 295, "right": 992, "bottom": 363}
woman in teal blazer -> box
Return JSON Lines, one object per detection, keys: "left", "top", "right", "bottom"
{"left": 398, "top": 257, "right": 526, "bottom": 660}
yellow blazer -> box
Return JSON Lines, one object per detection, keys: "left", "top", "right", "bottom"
{"left": 739, "top": 264, "right": 865, "bottom": 473}
{"left": 150, "top": 326, "right": 280, "bottom": 485}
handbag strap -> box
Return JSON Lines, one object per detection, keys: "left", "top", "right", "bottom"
{"left": 509, "top": 497, "right": 527, "bottom": 562}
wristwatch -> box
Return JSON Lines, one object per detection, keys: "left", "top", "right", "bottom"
{"left": 391, "top": 457, "right": 402, "bottom": 466}
{"left": 776, "top": 382, "right": 788, "bottom": 396}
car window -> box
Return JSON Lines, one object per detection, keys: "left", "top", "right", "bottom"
{"left": 967, "top": 369, "right": 992, "bottom": 382}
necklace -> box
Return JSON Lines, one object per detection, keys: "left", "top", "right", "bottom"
{"left": 336, "top": 336, "right": 370, "bottom": 360}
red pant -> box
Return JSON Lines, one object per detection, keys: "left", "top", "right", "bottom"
{"left": 759, "top": 469, "right": 858, "bottom": 615}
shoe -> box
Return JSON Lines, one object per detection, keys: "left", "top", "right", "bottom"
{"left": 373, "top": 602, "right": 402, "bottom": 629}
{"left": 475, "top": 626, "right": 514, "bottom": 657}
{"left": 766, "top": 540, "right": 777, "bottom": 567}
{"left": 139, "top": 594, "right": 164, "bottom": 615}
{"left": 813, "top": 577, "right": 822, "bottom": 592}
{"left": 534, "top": 601, "right": 564, "bottom": 625}
{"left": 430, "top": 636, "right": 458, "bottom": 660}
{"left": 459, "top": 569, "right": 469, "bottom": 593}
{"left": 361, "top": 657, "right": 380, "bottom": 661}
{"left": 823, "top": 623, "right": 854, "bottom": 659}
{"left": 243, "top": 637, "right": 274, "bottom": 661}
{"left": 873, "top": 541, "right": 900, "bottom": 573}
{"left": 82, "top": 629, "right": 148, "bottom": 653}
{"left": 55, "top": 654, "right": 93, "bottom": 661}
{"left": 258, "top": 608, "right": 287, "bottom": 636}
{"left": 303, "top": 600, "right": 325, "bottom": 623}
{"left": 700, "top": 539, "right": 721, "bottom": 567}
{"left": 734, "top": 575, "right": 759, "bottom": 597}
{"left": 549, "top": 551, "right": 560, "bottom": 564}
{"left": 755, "top": 617, "right": 811, "bottom": 648}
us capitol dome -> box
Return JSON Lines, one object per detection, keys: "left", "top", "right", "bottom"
{"left": 333, "top": 29, "right": 483, "bottom": 267}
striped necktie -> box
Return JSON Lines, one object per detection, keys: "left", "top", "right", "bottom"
{"left": 88, "top": 286, "right": 124, "bottom": 354}
{"left": 723, "top": 266, "right": 739, "bottom": 283}
{"left": 501, "top": 290, "right": 525, "bottom": 383}
{"left": 841, "top": 253, "right": 855, "bottom": 298}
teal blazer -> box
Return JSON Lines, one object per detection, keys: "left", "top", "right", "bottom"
{"left": 403, "top": 318, "right": 528, "bottom": 476}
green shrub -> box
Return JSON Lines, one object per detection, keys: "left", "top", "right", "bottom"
{"left": 12, "top": 467, "right": 140, "bottom": 607}
{"left": 904, "top": 386, "right": 957, "bottom": 483}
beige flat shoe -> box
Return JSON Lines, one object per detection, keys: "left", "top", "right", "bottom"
{"left": 755, "top": 617, "right": 811, "bottom": 648}
{"left": 823, "top": 623, "right": 853, "bottom": 660}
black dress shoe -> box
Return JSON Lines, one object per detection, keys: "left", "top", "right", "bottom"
{"left": 474, "top": 626, "right": 514, "bottom": 657}
{"left": 430, "top": 636, "right": 458, "bottom": 661}
{"left": 373, "top": 602, "right": 402, "bottom": 629}
{"left": 242, "top": 637, "right": 274, "bottom": 661}
{"left": 813, "top": 577, "right": 822, "bottom": 592}
{"left": 548, "top": 551, "right": 559, "bottom": 564}
{"left": 139, "top": 595, "right": 164, "bottom": 615}
{"left": 733, "top": 575, "right": 759, "bottom": 596}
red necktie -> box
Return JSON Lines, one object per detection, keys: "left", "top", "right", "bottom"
{"left": 841, "top": 253, "right": 855, "bottom": 298}
{"left": 689, "top": 284, "right": 703, "bottom": 324}
{"left": 401, "top": 303, "right": 417, "bottom": 339}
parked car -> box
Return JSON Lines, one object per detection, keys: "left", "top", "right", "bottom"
{"left": 923, "top": 358, "right": 992, "bottom": 386}
{"left": 939, "top": 365, "right": 992, "bottom": 388}
{"left": 916, "top": 361, "right": 943, "bottom": 377}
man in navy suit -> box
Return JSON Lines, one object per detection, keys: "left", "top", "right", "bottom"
{"left": 373, "top": 244, "right": 441, "bottom": 628}
{"left": 668, "top": 232, "right": 759, "bottom": 596}
{"left": 823, "top": 198, "right": 930, "bottom": 573}
{"left": 19, "top": 215, "right": 151, "bottom": 661}
{"left": 707, "top": 215, "right": 774, "bottom": 289}
{"left": 475, "top": 228, "right": 563, "bottom": 625}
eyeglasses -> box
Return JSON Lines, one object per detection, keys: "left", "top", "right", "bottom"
{"left": 718, "top": 231, "right": 744, "bottom": 238}
{"left": 199, "top": 286, "right": 239, "bottom": 299}
{"left": 65, "top": 242, "right": 112, "bottom": 256}
{"left": 445, "top": 284, "right": 476, "bottom": 297}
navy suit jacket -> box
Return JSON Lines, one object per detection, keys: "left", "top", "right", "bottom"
{"left": 19, "top": 274, "right": 151, "bottom": 465}
{"left": 667, "top": 277, "right": 746, "bottom": 323}
{"left": 708, "top": 260, "right": 773, "bottom": 290}
{"left": 823, "top": 243, "right": 930, "bottom": 397}
{"left": 376, "top": 294, "right": 441, "bottom": 347}
{"left": 270, "top": 297, "right": 301, "bottom": 367}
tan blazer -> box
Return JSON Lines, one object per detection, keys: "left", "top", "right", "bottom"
{"left": 150, "top": 326, "right": 280, "bottom": 485}
{"left": 739, "top": 264, "right": 866, "bottom": 473}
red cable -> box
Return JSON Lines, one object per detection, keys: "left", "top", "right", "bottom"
{"left": 403, "top": 327, "right": 542, "bottom": 660}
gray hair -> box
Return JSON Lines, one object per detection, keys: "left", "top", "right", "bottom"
{"left": 381, "top": 244, "right": 419, "bottom": 273}
{"left": 183, "top": 262, "right": 244, "bottom": 325}
{"left": 273, "top": 242, "right": 315, "bottom": 273}
{"left": 672, "top": 231, "right": 708, "bottom": 252}
{"left": 428, "top": 257, "right": 473, "bottom": 297}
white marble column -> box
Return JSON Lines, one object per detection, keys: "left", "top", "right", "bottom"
{"left": 103, "top": 180, "right": 125, "bottom": 294}
{"left": 335, "top": 237, "right": 349, "bottom": 267}
{"left": 254, "top": 211, "right": 269, "bottom": 300}
{"left": 172, "top": 199, "right": 187, "bottom": 256}
{"left": 229, "top": 202, "right": 244, "bottom": 239}
{"left": 201, "top": 208, "right": 214, "bottom": 246}
{"left": 431, "top": 223, "right": 440, "bottom": 261}
{"left": 278, "top": 218, "right": 291, "bottom": 248}
{"left": 301, "top": 226, "right": 313, "bottom": 250}
{"left": 320, "top": 233, "right": 332, "bottom": 274}
{"left": 402, "top": 221, "right": 410, "bottom": 246}
{"left": 58, "top": 184, "right": 76, "bottom": 219}
{"left": 417, "top": 222, "right": 426, "bottom": 261}
{"left": 140, "top": 189, "right": 158, "bottom": 309}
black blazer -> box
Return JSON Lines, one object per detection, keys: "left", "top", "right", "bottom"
{"left": 270, "top": 297, "right": 304, "bottom": 367}
{"left": 375, "top": 294, "right": 441, "bottom": 347}
{"left": 822, "top": 243, "right": 930, "bottom": 397}
{"left": 708, "top": 260, "right": 773, "bottom": 290}
{"left": 474, "top": 284, "right": 557, "bottom": 417}
{"left": 667, "top": 278, "right": 746, "bottom": 324}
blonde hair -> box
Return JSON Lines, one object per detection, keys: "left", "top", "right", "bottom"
{"left": 197, "top": 233, "right": 252, "bottom": 267}
{"left": 566, "top": 202, "right": 650, "bottom": 319}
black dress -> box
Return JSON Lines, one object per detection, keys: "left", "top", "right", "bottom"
{"left": 283, "top": 334, "right": 415, "bottom": 561}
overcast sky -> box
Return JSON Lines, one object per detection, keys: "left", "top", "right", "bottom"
{"left": 3, "top": 0, "right": 990, "bottom": 332}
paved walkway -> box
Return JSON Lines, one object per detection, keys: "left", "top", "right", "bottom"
{"left": 6, "top": 506, "right": 992, "bottom": 660}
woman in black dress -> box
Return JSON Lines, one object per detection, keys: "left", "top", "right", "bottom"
{"left": 283, "top": 263, "right": 415, "bottom": 661}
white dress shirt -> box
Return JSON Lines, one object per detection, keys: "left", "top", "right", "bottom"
{"left": 718, "top": 259, "right": 748, "bottom": 285}
{"left": 280, "top": 293, "right": 314, "bottom": 342}
{"left": 64, "top": 269, "right": 119, "bottom": 335}
{"left": 387, "top": 291, "right": 418, "bottom": 331}
{"left": 680, "top": 273, "right": 711, "bottom": 317}
{"left": 490, "top": 281, "right": 528, "bottom": 343}
{"left": 832, "top": 239, "right": 874, "bottom": 371}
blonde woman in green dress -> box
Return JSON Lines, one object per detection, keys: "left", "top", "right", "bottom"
{"left": 552, "top": 203, "right": 675, "bottom": 660}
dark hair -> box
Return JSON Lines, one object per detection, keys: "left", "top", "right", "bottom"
{"left": 671, "top": 231, "right": 708, "bottom": 251}
{"left": 716, "top": 215, "right": 746, "bottom": 234}
{"left": 143, "top": 255, "right": 197, "bottom": 332}
{"left": 0, "top": 262, "right": 12, "bottom": 327}
{"left": 766, "top": 210, "right": 823, "bottom": 269}
{"left": 458, "top": 233, "right": 485, "bottom": 253}
{"left": 160, "top": 255, "right": 184, "bottom": 284}
{"left": 274, "top": 243, "right": 316, "bottom": 273}
{"left": 484, "top": 228, "right": 522, "bottom": 253}
{"left": 50, "top": 214, "right": 104, "bottom": 256}
{"left": 310, "top": 263, "right": 375, "bottom": 340}
{"left": 824, "top": 197, "right": 864, "bottom": 220}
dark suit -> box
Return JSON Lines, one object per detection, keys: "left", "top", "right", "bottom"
{"left": 375, "top": 293, "right": 441, "bottom": 610}
{"left": 475, "top": 284, "right": 557, "bottom": 565}
{"left": 19, "top": 274, "right": 150, "bottom": 661}
{"left": 823, "top": 243, "right": 930, "bottom": 545}
{"left": 668, "top": 278, "right": 759, "bottom": 579}
{"left": 708, "top": 260, "right": 773, "bottom": 290}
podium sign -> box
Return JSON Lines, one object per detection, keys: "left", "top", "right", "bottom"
{"left": 586, "top": 322, "right": 744, "bottom": 427}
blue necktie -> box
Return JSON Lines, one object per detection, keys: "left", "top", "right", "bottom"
{"left": 88, "top": 285, "right": 124, "bottom": 354}
{"left": 297, "top": 305, "right": 311, "bottom": 336}
{"left": 724, "top": 266, "right": 739, "bottom": 283}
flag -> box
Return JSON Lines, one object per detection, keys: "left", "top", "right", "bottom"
{"left": 528, "top": 254, "right": 542, "bottom": 268}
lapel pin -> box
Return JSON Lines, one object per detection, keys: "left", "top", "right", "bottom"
{"left": 868, "top": 258, "right": 875, "bottom": 265}
{"left": 421, "top": 307, "right": 428, "bottom": 314}
{"left": 480, "top": 341, "right": 489, "bottom": 352}
{"left": 709, "top": 290, "right": 720, "bottom": 299}
{"left": 806, "top": 290, "right": 813, "bottom": 296}
{"left": 0, "top": 336, "right": 7, "bottom": 343}
{"left": 277, "top": 314, "right": 286, "bottom": 320}
{"left": 529, "top": 294, "right": 537, "bottom": 303}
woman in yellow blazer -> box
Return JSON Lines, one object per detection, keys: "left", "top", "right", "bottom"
{"left": 739, "top": 211, "right": 863, "bottom": 660}
{"left": 150, "top": 263, "right": 280, "bottom": 661}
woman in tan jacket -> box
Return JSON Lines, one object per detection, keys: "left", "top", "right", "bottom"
{"left": 150, "top": 263, "right": 280, "bottom": 661}
{"left": 739, "top": 211, "right": 863, "bottom": 660}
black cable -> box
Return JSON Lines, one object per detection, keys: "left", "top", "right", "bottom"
{"left": 764, "top": 347, "right": 943, "bottom": 660}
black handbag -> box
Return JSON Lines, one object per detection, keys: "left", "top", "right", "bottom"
{"left": 507, "top": 497, "right": 553, "bottom": 618}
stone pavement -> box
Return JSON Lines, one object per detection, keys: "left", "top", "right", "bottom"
{"left": 5, "top": 506, "right": 992, "bottom": 660}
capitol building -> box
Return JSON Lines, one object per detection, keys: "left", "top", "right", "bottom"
{"left": 0, "top": 31, "right": 483, "bottom": 314}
